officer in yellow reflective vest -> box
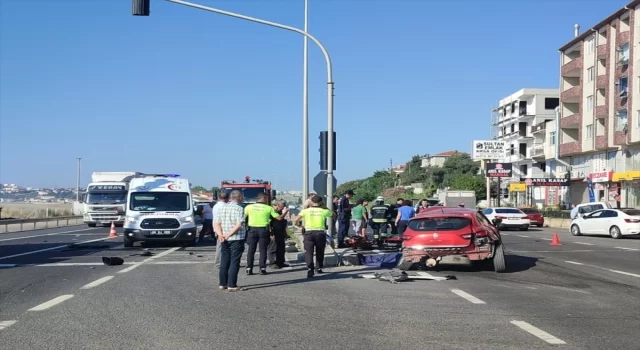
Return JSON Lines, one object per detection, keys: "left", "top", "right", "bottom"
{"left": 293, "top": 195, "right": 336, "bottom": 278}
{"left": 244, "top": 193, "right": 288, "bottom": 275}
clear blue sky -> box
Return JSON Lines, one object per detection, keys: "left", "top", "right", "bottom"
{"left": 0, "top": 0, "right": 627, "bottom": 189}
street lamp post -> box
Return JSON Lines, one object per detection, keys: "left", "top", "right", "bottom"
{"left": 76, "top": 157, "right": 82, "bottom": 202}
{"left": 132, "top": 0, "right": 336, "bottom": 211}
{"left": 302, "top": 0, "right": 309, "bottom": 200}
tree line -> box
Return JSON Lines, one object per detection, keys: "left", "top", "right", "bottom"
{"left": 336, "top": 153, "right": 489, "bottom": 202}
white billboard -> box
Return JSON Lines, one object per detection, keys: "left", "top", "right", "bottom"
{"left": 472, "top": 140, "right": 507, "bottom": 160}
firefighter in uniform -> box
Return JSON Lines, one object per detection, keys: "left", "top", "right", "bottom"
{"left": 369, "top": 196, "right": 390, "bottom": 249}
{"left": 244, "top": 193, "right": 288, "bottom": 275}
{"left": 293, "top": 196, "right": 336, "bottom": 278}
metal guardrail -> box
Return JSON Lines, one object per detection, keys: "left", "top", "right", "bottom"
{"left": 0, "top": 216, "right": 84, "bottom": 233}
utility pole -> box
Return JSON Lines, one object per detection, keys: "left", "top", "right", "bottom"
{"left": 389, "top": 158, "right": 393, "bottom": 169}
{"left": 76, "top": 157, "right": 82, "bottom": 202}
{"left": 302, "top": 0, "right": 309, "bottom": 200}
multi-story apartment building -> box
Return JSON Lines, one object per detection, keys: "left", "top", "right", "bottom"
{"left": 491, "top": 88, "right": 561, "bottom": 206}
{"left": 559, "top": 0, "right": 640, "bottom": 207}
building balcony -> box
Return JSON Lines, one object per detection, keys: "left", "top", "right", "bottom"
{"left": 518, "top": 130, "right": 533, "bottom": 139}
{"left": 596, "top": 44, "right": 609, "bottom": 59}
{"left": 595, "top": 135, "right": 609, "bottom": 150}
{"left": 531, "top": 143, "right": 545, "bottom": 159}
{"left": 595, "top": 105, "right": 608, "bottom": 119}
{"left": 559, "top": 141, "right": 582, "bottom": 157}
{"left": 561, "top": 85, "right": 581, "bottom": 103}
{"left": 560, "top": 113, "right": 581, "bottom": 129}
{"left": 561, "top": 57, "right": 583, "bottom": 77}
{"left": 596, "top": 75, "right": 608, "bottom": 89}
{"left": 531, "top": 122, "right": 546, "bottom": 134}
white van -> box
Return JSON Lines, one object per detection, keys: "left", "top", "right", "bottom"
{"left": 123, "top": 174, "right": 196, "bottom": 247}
{"left": 574, "top": 201, "right": 612, "bottom": 219}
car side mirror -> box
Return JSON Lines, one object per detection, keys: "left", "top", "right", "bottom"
{"left": 492, "top": 218, "right": 502, "bottom": 226}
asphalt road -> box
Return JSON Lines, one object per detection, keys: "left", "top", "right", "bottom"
{"left": 0, "top": 226, "right": 639, "bottom": 349}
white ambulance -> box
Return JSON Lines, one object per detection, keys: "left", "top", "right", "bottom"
{"left": 123, "top": 174, "right": 196, "bottom": 247}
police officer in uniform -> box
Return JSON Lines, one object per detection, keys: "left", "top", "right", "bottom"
{"left": 293, "top": 196, "right": 336, "bottom": 278}
{"left": 268, "top": 200, "right": 290, "bottom": 269}
{"left": 244, "top": 193, "right": 288, "bottom": 275}
{"left": 336, "top": 190, "right": 354, "bottom": 248}
{"left": 369, "top": 196, "right": 390, "bottom": 248}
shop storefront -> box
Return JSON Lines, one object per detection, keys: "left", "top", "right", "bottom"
{"left": 520, "top": 178, "right": 570, "bottom": 208}
{"left": 612, "top": 171, "right": 640, "bottom": 207}
{"left": 588, "top": 171, "right": 614, "bottom": 203}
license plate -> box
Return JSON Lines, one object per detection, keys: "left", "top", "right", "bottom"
{"left": 508, "top": 217, "right": 519, "bottom": 220}
{"left": 149, "top": 230, "right": 172, "bottom": 235}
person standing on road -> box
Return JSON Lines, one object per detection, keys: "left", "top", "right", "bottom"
{"left": 214, "top": 190, "right": 246, "bottom": 292}
{"left": 570, "top": 204, "right": 578, "bottom": 219}
{"left": 303, "top": 192, "right": 317, "bottom": 209}
{"left": 268, "top": 200, "right": 290, "bottom": 269}
{"left": 387, "top": 198, "right": 403, "bottom": 235}
{"left": 336, "top": 190, "right": 353, "bottom": 248}
{"left": 370, "top": 196, "right": 390, "bottom": 246}
{"left": 416, "top": 199, "right": 430, "bottom": 214}
{"left": 244, "top": 193, "right": 288, "bottom": 275}
{"left": 395, "top": 199, "right": 415, "bottom": 237}
{"left": 350, "top": 200, "right": 368, "bottom": 238}
{"left": 198, "top": 201, "right": 214, "bottom": 244}
{"left": 212, "top": 192, "right": 229, "bottom": 268}
{"left": 293, "top": 196, "right": 336, "bottom": 278}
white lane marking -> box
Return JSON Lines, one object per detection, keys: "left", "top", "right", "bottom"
{"left": 28, "top": 294, "right": 74, "bottom": 311}
{"left": 35, "top": 262, "right": 136, "bottom": 267}
{"left": 608, "top": 269, "right": 640, "bottom": 278}
{"left": 574, "top": 242, "right": 594, "bottom": 246}
{"left": 540, "top": 238, "right": 552, "bottom": 241}
{"left": 0, "top": 228, "right": 95, "bottom": 242}
{"left": 118, "top": 246, "right": 181, "bottom": 273}
{"left": 450, "top": 289, "right": 486, "bottom": 304}
{"left": 0, "top": 320, "right": 17, "bottom": 330}
{"left": 517, "top": 235, "right": 530, "bottom": 238}
{"left": 565, "top": 261, "right": 584, "bottom": 265}
{"left": 616, "top": 247, "right": 640, "bottom": 251}
{"left": 510, "top": 320, "right": 566, "bottom": 345}
{"left": 501, "top": 233, "right": 509, "bottom": 236}
{"left": 80, "top": 276, "right": 114, "bottom": 289}
{"left": 0, "top": 236, "right": 117, "bottom": 260}
{"left": 510, "top": 250, "right": 594, "bottom": 253}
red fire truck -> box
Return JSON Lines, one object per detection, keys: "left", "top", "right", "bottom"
{"left": 219, "top": 176, "right": 276, "bottom": 205}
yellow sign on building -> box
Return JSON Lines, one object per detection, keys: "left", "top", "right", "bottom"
{"left": 509, "top": 183, "right": 526, "bottom": 192}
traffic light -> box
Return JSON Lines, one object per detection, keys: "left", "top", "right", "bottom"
{"left": 132, "top": 0, "right": 150, "bottom": 16}
{"left": 501, "top": 188, "right": 509, "bottom": 198}
{"left": 319, "top": 131, "right": 336, "bottom": 171}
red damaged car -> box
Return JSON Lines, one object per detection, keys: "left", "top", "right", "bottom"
{"left": 397, "top": 207, "right": 507, "bottom": 272}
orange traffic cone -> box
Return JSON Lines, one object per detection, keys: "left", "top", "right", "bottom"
{"left": 108, "top": 222, "right": 118, "bottom": 238}
{"left": 550, "top": 232, "right": 561, "bottom": 246}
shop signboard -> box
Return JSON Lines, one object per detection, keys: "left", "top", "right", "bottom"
{"left": 520, "top": 178, "right": 570, "bottom": 187}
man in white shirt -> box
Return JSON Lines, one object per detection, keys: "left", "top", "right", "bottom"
{"left": 198, "top": 202, "right": 214, "bottom": 243}
{"left": 213, "top": 192, "right": 229, "bottom": 267}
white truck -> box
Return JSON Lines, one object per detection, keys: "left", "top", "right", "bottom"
{"left": 439, "top": 190, "right": 477, "bottom": 208}
{"left": 123, "top": 174, "right": 197, "bottom": 247}
{"left": 83, "top": 172, "right": 140, "bottom": 227}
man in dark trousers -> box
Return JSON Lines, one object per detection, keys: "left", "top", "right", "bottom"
{"left": 369, "top": 196, "right": 390, "bottom": 247}
{"left": 244, "top": 193, "right": 288, "bottom": 275}
{"left": 268, "top": 200, "right": 290, "bottom": 269}
{"left": 336, "top": 190, "right": 354, "bottom": 248}
{"left": 293, "top": 196, "right": 336, "bottom": 278}
{"left": 387, "top": 198, "right": 404, "bottom": 235}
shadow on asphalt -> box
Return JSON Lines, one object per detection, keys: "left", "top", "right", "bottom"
{"left": 243, "top": 267, "right": 381, "bottom": 290}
